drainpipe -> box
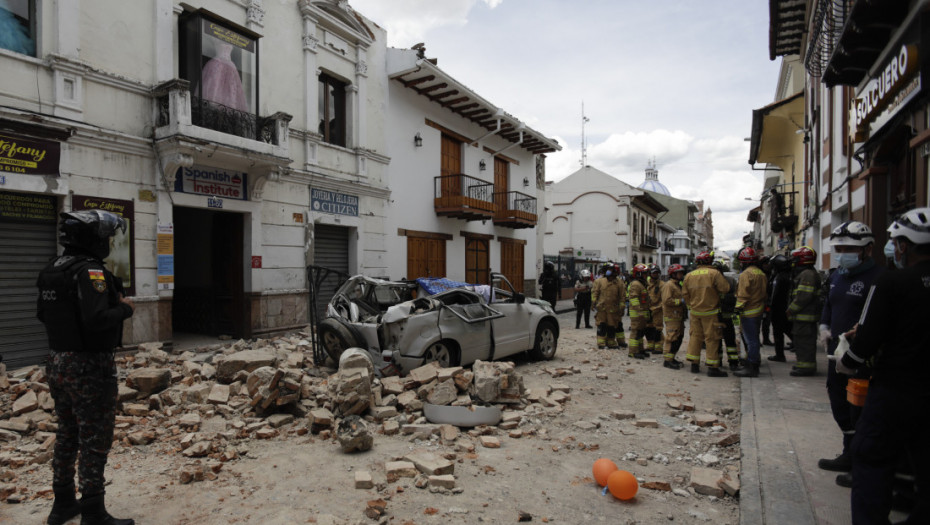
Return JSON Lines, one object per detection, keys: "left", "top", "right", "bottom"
{"left": 472, "top": 109, "right": 506, "bottom": 145}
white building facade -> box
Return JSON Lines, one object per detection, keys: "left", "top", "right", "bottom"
{"left": 544, "top": 166, "right": 667, "bottom": 271}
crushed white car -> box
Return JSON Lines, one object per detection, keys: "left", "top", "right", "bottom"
{"left": 318, "top": 272, "right": 559, "bottom": 375}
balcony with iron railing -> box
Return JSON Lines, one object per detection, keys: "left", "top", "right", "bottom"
{"left": 153, "top": 79, "right": 291, "bottom": 159}
{"left": 434, "top": 174, "right": 496, "bottom": 221}
{"left": 640, "top": 235, "right": 659, "bottom": 250}
{"left": 493, "top": 191, "right": 537, "bottom": 229}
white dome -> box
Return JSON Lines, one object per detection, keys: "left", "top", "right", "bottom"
{"left": 638, "top": 180, "right": 671, "bottom": 196}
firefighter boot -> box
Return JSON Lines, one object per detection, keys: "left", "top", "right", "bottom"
{"left": 706, "top": 367, "right": 729, "bottom": 378}
{"left": 80, "top": 493, "right": 134, "bottom": 525}
{"left": 767, "top": 353, "right": 786, "bottom": 362}
{"left": 616, "top": 332, "right": 628, "bottom": 348}
{"left": 728, "top": 360, "right": 741, "bottom": 371}
{"left": 690, "top": 363, "right": 700, "bottom": 374}
{"left": 47, "top": 483, "right": 81, "bottom": 525}
{"left": 789, "top": 366, "right": 817, "bottom": 377}
{"left": 596, "top": 335, "right": 607, "bottom": 350}
{"left": 663, "top": 360, "right": 682, "bottom": 370}
{"left": 733, "top": 362, "right": 760, "bottom": 378}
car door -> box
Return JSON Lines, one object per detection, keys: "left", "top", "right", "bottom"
{"left": 439, "top": 302, "right": 501, "bottom": 365}
{"left": 488, "top": 273, "right": 534, "bottom": 358}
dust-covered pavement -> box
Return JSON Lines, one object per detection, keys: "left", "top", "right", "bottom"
{"left": 1, "top": 311, "right": 742, "bottom": 525}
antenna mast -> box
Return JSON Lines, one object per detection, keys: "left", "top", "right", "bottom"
{"left": 581, "top": 102, "right": 590, "bottom": 167}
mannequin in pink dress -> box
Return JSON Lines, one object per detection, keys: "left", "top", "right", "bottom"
{"left": 201, "top": 42, "right": 248, "bottom": 112}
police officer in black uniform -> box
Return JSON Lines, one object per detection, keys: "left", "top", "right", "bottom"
{"left": 38, "top": 210, "right": 135, "bottom": 525}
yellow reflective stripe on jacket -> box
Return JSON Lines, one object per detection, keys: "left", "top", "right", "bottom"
{"left": 794, "top": 285, "right": 817, "bottom": 293}
{"left": 742, "top": 306, "right": 763, "bottom": 316}
{"left": 630, "top": 297, "right": 641, "bottom": 306}
{"left": 793, "top": 314, "right": 818, "bottom": 322}
{"left": 629, "top": 310, "right": 647, "bottom": 317}
{"left": 689, "top": 308, "right": 720, "bottom": 316}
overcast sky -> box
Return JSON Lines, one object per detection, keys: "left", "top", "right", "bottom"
{"left": 351, "top": 0, "right": 783, "bottom": 252}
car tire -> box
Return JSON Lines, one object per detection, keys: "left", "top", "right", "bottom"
{"left": 530, "top": 320, "right": 558, "bottom": 361}
{"left": 422, "top": 340, "right": 461, "bottom": 368}
{"left": 318, "top": 318, "right": 359, "bottom": 363}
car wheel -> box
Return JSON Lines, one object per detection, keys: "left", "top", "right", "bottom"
{"left": 318, "top": 318, "right": 358, "bottom": 363}
{"left": 422, "top": 341, "right": 460, "bottom": 368}
{"left": 530, "top": 320, "right": 558, "bottom": 361}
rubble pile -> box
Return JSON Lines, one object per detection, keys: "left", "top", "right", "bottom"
{"left": 0, "top": 333, "right": 565, "bottom": 505}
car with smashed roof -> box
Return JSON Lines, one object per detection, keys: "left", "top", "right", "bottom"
{"left": 317, "top": 272, "right": 559, "bottom": 375}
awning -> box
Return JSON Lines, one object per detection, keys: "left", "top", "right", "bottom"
{"left": 387, "top": 48, "right": 561, "bottom": 155}
{"left": 748, "top": 91, "right": 804, "bottom": 166}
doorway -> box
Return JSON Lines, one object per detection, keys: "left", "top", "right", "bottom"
{"left": 172, "top": 207, "right": 247, "bottom": 338}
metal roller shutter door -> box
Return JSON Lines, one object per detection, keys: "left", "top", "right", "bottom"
{"left": 0, "top": 220, "right": 57, "bottom": 368}
{"left": 312, "top": 224, "right": 349, "bottom": 321}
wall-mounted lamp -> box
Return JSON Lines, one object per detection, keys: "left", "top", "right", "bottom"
{"left": 479, "top": 159, "right": 486, "bottom": 171}
{"left": 522, "top": 176, "right": 530, "bottom": 188}
{"left": 414, "top": 132, "right": 423, "bottom": 147}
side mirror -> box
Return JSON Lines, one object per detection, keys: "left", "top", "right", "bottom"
{"left": 513, "top": 293, "right": 525, "bottom": 304}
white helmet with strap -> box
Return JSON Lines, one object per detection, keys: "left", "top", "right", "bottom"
{"left": 829, "top": 221, "right": 873, "bottom": 247}
{"left": 888, "top": 208, "right": 930, "bottom": 245}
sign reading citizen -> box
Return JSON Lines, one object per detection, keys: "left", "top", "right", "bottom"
{"left": 311, "top": 188, "right": 359, "bottom": 217}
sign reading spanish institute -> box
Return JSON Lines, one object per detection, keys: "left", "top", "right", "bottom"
{"left": 175, "top": 165, "right": 248, "bottom": 200}
{"left": 0, "top": 133, "right": 61, "bottom": 176}
{"left": 311, "top": 188, "right": 359, "bottom": 217}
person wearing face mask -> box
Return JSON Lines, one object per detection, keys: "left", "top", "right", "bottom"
{"left": 815, "top": 221, "right": 884, "bottom": 487}
{"left": 836, "top": 208, "right": 930, "bottom": 524}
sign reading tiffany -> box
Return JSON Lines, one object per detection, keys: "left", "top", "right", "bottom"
{"left": 175, "top": 165, "right": 248, "bottom": 200}
{"left": 311, "top": 188, "right": 358, "bottom": 217}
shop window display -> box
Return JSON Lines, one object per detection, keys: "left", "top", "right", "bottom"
{"left": 180, "top": 11, "right": 258, "bottom": 121}
{"left": 0, "top": 0, "right": 36, "bottom": 56}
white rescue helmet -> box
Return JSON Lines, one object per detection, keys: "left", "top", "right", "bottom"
{"left": 888, "top": 207, "right": 930, "bottom": 245}
{"left": 580, "top": 269, "right": 591, "bottom": 279}
{"left": 829, "top": 221, "right": 874, "bottom": 248}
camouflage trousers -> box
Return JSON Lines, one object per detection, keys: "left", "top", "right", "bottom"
{"left": 46, "top": 351, "right": 117, "bottom": 495}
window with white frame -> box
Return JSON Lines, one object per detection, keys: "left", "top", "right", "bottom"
{"left": 1, "top": 0, "right": 36, "bottom": 56}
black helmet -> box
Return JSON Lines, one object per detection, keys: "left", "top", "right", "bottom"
{"left": 769, "top": 254, "right": 790, "bottom": 271}
{"left": 59, "top": 210, "right": 126, "bottom": 259}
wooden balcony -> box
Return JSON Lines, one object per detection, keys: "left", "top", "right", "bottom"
{"left": 493, "top": 191, "right": 537, "bottom": 229}
{"left": 434, "top": 174, "right": 496, "bottom": 221}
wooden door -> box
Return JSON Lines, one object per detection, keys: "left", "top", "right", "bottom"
{"left": 465, "top": 238, "right": 490, "bottom": 285}
{"left": 407, "top": 236, "right": 446, "bottom": 279}
{"left": 500, "top": 240, "right": 524, "bottom": 293}
{"left": 440, "top": 134, "right": 462, "bottom": 198}
{"left": 494, "top": 157, "right": 508, "bottom": 209}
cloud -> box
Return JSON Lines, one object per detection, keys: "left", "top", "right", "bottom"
{"left": 351, "top": 0, "right": 503, "bottom": 45}
{"left": 588, "top": 130, "right": 693, "bottom": 171}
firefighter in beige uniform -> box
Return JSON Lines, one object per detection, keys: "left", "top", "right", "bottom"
{"left": 681, "top": 251, "right": 731, "bottom": 377}
{"left": 592, "top": 263, "right": 626, "bottom": 349}
{"left": 627, "top": 264, "right": 651, "bottom": 359}
{"left": 661, "top": 264, "right": 687, "bottom": 369}
{"left": 646, "top": 264, "right": 665, "bottom": 354}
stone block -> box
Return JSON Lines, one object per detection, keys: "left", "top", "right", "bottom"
{"left": 405, "top": 451, "right": 454, "bottom": 475}
{"left": 216, "top": 350, "right": 276, "bottom": 383}
{"left": 428, "top": 474, "right": 456, "bottom": 490}
{"left": 408, "top": 362, "right": 441, "bottom": 384}
{"left": 12, "top": 390, "right": 37, "bottom": 416}
{"left": 634, "top": 419, "right": 659, "bottom": 428}
{"left": 692, "top": 413, "right": 718, "bottom": 427}
{"left": 126, "top": 368, "right": 172, "bottom": 396}
{"left": 385, "top": 461, "right": 418, "bottom": 482}
{"left": 479, "top": 436, "right": 501, "bottom": 448}
{"left": 611, "top": 410, "right": 636, "bottom": 420}
{"left": 355, "top": 471, "right": 374, "bottom": 489}
{"left": 426, "top": 379, "right": 458, "bottom": 406}
{"left": 207, "top": 384, "right": 230, "bottom": 405}
{"left": 690, "top": 467, "right": 724, "bottom": 497}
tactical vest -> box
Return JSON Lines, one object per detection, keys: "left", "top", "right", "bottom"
{"left": 36, "top": 255, "right": 94, "bottom": 352}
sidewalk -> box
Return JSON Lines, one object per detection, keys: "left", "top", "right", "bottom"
{"left": 740, "top": 345, "right": 852, "bottom": 525}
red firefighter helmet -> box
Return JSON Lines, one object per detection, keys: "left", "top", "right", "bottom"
{"left": 790, "top": 246, "right": 817, "bottom": 266}
{"left": 668, "top": 264, "right": 685, "bottom": 277}
{"left": 737, "top": 246, "right": 759, "bottom": 264}
{"left": 695, "top": 251, "right": 713, "bottom": 265}
{"left": 631, "top": 263, "right": 649, "bottom": 280}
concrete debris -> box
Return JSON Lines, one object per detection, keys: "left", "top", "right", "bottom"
{"left": 690, "top": 467, "right": 725, "bottom": 497}
{"left": 335, "top": 415, "right": 373, "bottom": 453}
{"left": 355, "top": 470, "right": 374, "bottom": 489}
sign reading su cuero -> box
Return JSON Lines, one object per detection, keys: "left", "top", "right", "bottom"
{"left": 850, "top": 44, "right": 920, "bottom": 142}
